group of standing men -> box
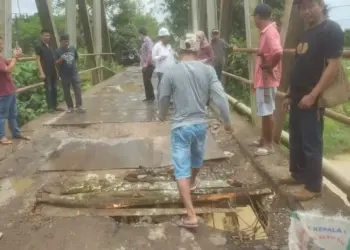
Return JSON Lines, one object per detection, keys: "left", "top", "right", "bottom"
{"left": 0, "top": 31, "right": 85, "bottom": 144}
{"left": 141, "top": 0, "right": 345, "bottom": 229}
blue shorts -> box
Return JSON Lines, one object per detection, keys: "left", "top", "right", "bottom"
{"left": 171, "top": 123, "right": 207, "bottom": 180}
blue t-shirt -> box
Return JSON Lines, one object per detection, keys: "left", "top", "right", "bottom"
{"left": 55, "top": 46, "right": 78, "bottom": 77}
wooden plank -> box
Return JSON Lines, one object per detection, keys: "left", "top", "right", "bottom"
{"left": 243, "top": 0, "right": 263, "bottom": 126}
{"left": 35, "top": 0, "right": 59, "bottom": 50}
{"left": 39, "top": 206, "right": 239, "bottom": 217}
{"left": 273, "top": 4, "right": 304, "bottom": 143}
{"left": 77, "top": 0, "right": 99, "bottom": 85}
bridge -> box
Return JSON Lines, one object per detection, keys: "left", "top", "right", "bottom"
{"left": 0, "top": 0, "right": 350, "bottom": 250}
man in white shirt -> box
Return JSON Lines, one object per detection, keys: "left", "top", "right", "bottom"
{"left": 152, "top": 28, "right": 176, "bottom": 101}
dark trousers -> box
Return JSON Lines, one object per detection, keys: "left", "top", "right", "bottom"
{"left": 214, "top": 64, "right": 223, "bottom": 81}
{"left": 44, "top": 74, "right": 58, "bottom": 110}
{"left": 61, "top": 74, "right": 83, "bottom": 108}
{"left": 0, "top": 94, "right": 21, "bottom": 138}
{"left": 289, "top": 102, "right": 324, "bottom": 192}
{"left": 142, "top": 65, "right": 155, "bottom": 100}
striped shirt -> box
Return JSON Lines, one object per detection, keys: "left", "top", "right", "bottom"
{"left": 140, "top": 36, "right": 153, "bottom": 68}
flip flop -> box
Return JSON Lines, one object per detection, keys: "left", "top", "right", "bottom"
{"left": 250, "top": 139, "right": 263, "bottom": 147}
{"left": 190, "top": 177, "right": 200, "bottom": 191}
{"left": 0, "top": 138, "right": 13, "bottom": 145}
{"left": 176, "top": 218, "right": 198, "bottom": 229}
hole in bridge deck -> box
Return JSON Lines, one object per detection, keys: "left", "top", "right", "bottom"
{"left": 110, "top": 195, "right": 268, "bottom": 242}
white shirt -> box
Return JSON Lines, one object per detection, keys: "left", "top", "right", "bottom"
{"left": 152, "top": 41, "right": 175, "bottom": 73}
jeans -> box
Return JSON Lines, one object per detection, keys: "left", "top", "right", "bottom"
{"left": 171, "top": 123, "right": 207, "bottom": 180}
{"left": 142, "top": 65, "right": 155, "bottom": 100}
{"left": 0, "top": 94, "right": 21, "bottom": 138}
{"left": 289, "top": 102, "right": 324, "bottom": 192}
{"left": 61, "top": 74, "right": 83, "bottom": 108}
{"left": 44, "top": 74, "right": 58, "bottom": 110}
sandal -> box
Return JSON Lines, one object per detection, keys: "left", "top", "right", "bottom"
{"left": 190, "top": 177, "right": 200, "bottom": 191}
{"left": 255, "top": 147, "right": 275, "bottom": 156}
{"left": 176, "top": 218, "right": 198, "bottom": 229}
{"left": 0, "top": 137, "right": 13, "bottom": 145}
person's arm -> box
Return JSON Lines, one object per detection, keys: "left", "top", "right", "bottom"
{"left": 152, "top": 44, "right": 162, "bottom": 61}
{"left": 222, "top": 39, "right": 230, "bottom": 49}
{"left": 310, "top": 23, "right": 344, "bottom": 98}
{"left": 263, "top": 29, "right": 283, "bottom": 70}
{"left": 208, "top": 67, "right": 232, "bottom": 126}
{"left": 55, "top": 49, "right": 64, "bottom": 65}
{"left": 35, "top": 46, "right": 45, "bottom": 77}
{"left": 144, "top": 39, "right": 153, "bottom": 68}
{"left": 158, "top": 72, "right": 172, "bottom": 121}
{"left": 74, "top": 48, "right": 79, "bottom": 62}
{"left": 206, "top": 45, "right": 214, "bottom": 63}
{"left": 0, "top": 58, "right": 17, "bottom": 73}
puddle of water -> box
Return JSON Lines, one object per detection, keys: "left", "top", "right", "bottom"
{"left": 0, "top": 177, "right": 34, "bottom": 207}
{"left": 203, "top": 205, "right": 267, "bottom": 240}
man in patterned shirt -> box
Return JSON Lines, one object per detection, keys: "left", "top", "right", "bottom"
{"left": 139, "top": 28, "right": 155, "bottom": 102}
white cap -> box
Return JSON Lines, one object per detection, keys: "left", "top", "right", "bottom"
{"left": 179, "top": 33, "right": 200, "bottom": 52}
{"left": 158, "top": 28, "right": 170, "bottom": 37}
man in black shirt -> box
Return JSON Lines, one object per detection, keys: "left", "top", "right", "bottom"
{"left": 35, "top": 29, "right": 61, "bottom": 112}
{"left": 280, "top": 0, "right": 344, "bottom": 201}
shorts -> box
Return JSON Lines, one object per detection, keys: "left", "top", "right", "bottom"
{"left": 171, "top": 123, "right": 207, "bottom": 180}
{"left": 256, "top": 87, "right": 277, "bottom": 117}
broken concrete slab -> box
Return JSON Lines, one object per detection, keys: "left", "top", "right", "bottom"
{"left": 39, "top": 133, "right": 226, "bottom": 171}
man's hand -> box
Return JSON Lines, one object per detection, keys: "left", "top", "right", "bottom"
{"left": 159, "top": 55, "right": 167, "bottom": 60}
{"left": 298, "top": 93, "right": 317, "bottom": 109}
{"left": 282, "top": 97, "right": 291, "bottom": 112}
{"left": 13, "top": 48, "right": 22, "bottom": 59}
{"left": 60, "top": 55, "right": 65, "bottom": 60}
{"left": 40, "top": 73, "right": 46, "bottom": 80}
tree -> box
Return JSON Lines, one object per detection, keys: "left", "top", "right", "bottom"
{"left": 345, "top": 29, "right": 350, "bottom": 48}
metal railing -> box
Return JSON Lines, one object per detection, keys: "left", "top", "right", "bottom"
{"left": 223, "top": 48, "right": 350, "bottom": 199}
{"left": 14, "top": 53, "right": 115, "bottom": 94}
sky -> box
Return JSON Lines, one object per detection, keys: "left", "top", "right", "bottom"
{"left": 11, "top": 0, "right": 350, "bottom": 30}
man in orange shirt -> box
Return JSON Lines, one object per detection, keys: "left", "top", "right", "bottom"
{"left": 252, "top": 4, "right": 283, "bottom": 156}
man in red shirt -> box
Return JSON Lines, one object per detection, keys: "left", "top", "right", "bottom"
{"left": 252, "top": 4, "right": 283, "bottom": 156}
{"left": 0, "top": 37, "right": 30, "bottom": 144}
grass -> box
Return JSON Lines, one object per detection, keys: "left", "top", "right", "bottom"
{"left": 322, "top": 60, "right": 350, "bottom": 157}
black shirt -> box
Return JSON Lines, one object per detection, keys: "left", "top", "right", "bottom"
{"left": 55, "top": 46, "right": 78, "bottom": 78}
{"left": 35, "top": 41, "right": 57, "bottom": 76}
{"left": 290, "top": 20, "right": 344, "bottom": 99}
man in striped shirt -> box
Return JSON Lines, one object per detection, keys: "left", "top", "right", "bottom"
{"left": 139, "top": 28, "right": 155, "bottom": 102}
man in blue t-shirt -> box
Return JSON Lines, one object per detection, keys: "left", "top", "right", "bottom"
{"left": 55, "top": 34, "right": 85, "bottom": 113}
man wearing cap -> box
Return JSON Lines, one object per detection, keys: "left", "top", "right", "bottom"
{"left": 210, "top": 29, "right": 229, "bottom": 80}
{"left": 152, "top": 28, "right": 176, "bottom": 101}
{"left": 280, "top": 0, "right": 344, "bottom": 201}
{"left": 158, "top": 33, "right": 233, "bottom": 229}
{"left": 55, "top": 34, "right": 85, "bottom": 113}
{"left": 252, "top": 3, "right": 282, "bottom": 156}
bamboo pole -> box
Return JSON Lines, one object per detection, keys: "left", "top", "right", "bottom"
{"left": 223, "top": 71, "right": 350, "bottom": 126}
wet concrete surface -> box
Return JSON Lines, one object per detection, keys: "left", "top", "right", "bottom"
{"left": 0, "top": 67, "right": 289, "bottom": 249}
{"left": 39, "top": 133, "right": 226, "bottom": 171}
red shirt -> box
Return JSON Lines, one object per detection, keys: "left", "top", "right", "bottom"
{"left": 254, "top": 22, "right": 282, "bottom": 88}
{"left": 0, "top": 56, "right": 16, "bottom": 96}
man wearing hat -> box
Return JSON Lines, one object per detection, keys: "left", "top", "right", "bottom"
{"left": 152, "top": 28, "right": 176, "bottom": 101}
{"left": 210, "top": 29, "right": 229, "bottom": 80}
{"left": 251, "top": 3, "right": 282, "bottom": 157}
{"left": 158, "top": 33, "right": 233, "bottom": 229}
{"left": 55, "top": 34, "right": 85, "bottom": 113}
{"left": 280, "top": 0, "right": 344, "bottom": 201}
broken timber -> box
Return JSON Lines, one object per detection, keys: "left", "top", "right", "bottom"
{"left": 36, "top": 185, "right": 272, "bottom": 209}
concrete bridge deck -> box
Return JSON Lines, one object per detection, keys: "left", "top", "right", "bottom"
{"left": 0, "top": 67, "right": 348, "bottom": 250}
